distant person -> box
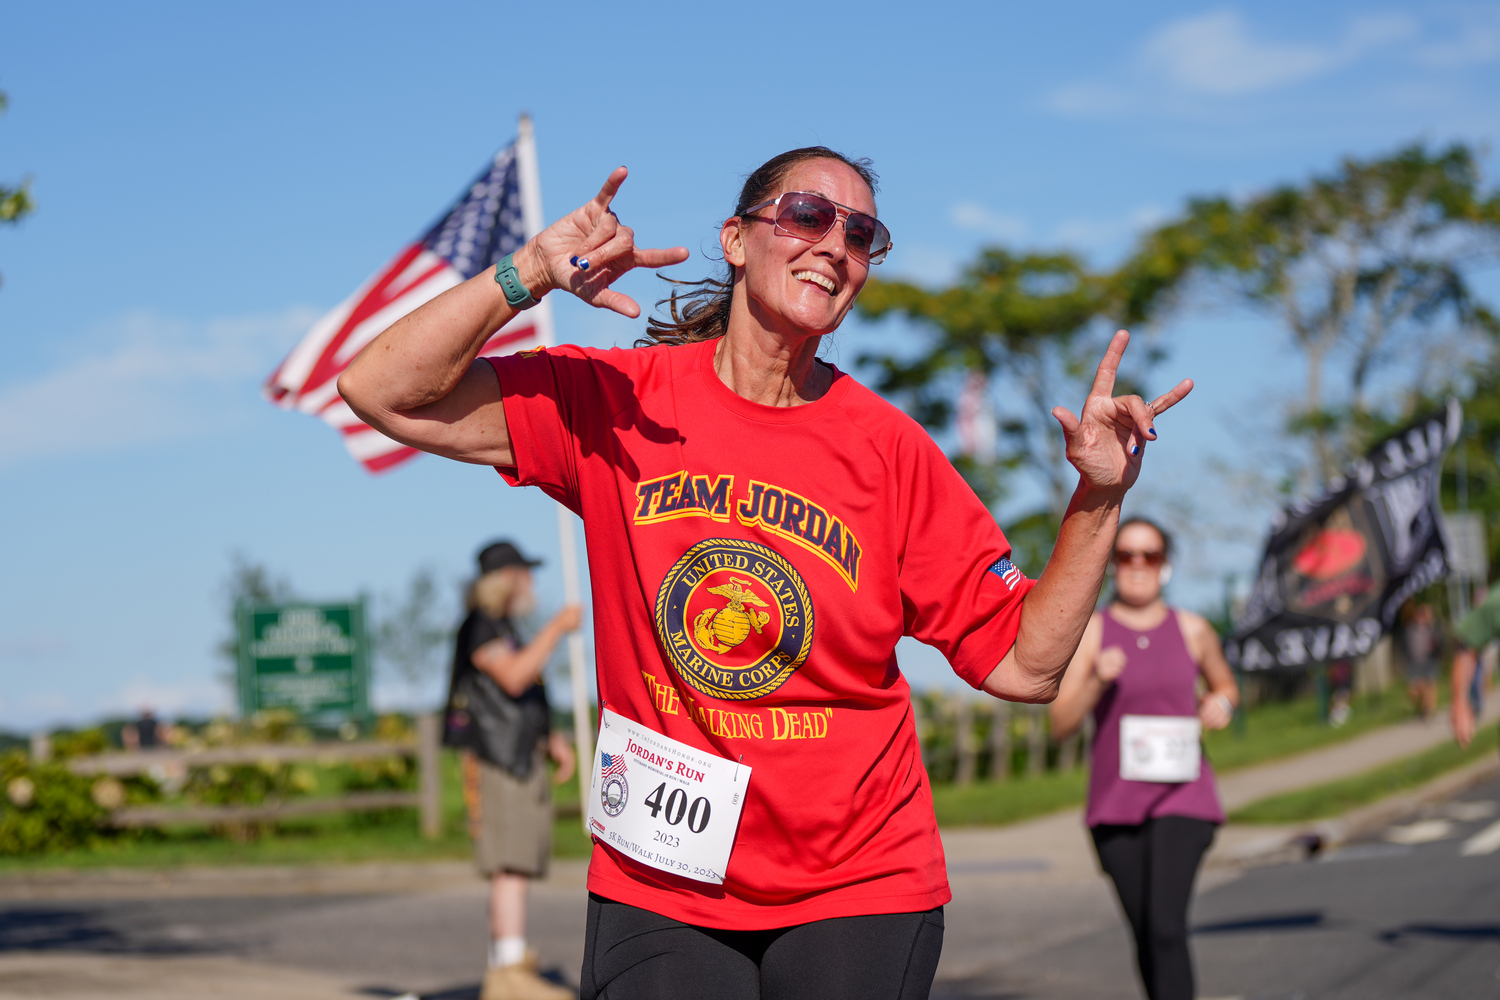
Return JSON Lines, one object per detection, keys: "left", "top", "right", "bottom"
{"left": 443, "top": 540, "right": 581, "bottom": 1000}
{"left": 1451, "top": 584, "right": 1498, "bottom": 749}
{"left": 121, "top": 708, "right": 162, "bottom": 750}
{"left": 1327, "top": 658, "right": 1354, "bottom": 727}
{"left": 1049, "top": 517, "right": 1238, "bottom": 1000}
{"left": 1401, "top": 602, "right": 1440, "bottom": 720}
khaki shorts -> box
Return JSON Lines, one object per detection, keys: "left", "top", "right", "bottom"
{"left": 461, "top": 748, "right": 552, "bottom": 878}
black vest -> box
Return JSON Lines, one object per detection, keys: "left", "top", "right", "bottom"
{"left": 441, "top": 611, "right": 551, "bottom": 778}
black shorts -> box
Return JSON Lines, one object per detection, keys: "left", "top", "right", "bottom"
{"left": 579, "top": 893, "right": 945, "bottom": 1000}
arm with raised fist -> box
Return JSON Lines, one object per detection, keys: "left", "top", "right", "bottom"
{"left": 337, "top": 167, "right": 689, "bottom": 466}
{"left": 981, "top": 330, "right": 1193, "bottom": 703}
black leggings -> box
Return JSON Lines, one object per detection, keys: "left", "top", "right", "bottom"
{"left": 579, "top": 893, "right": 944, "bottom": 1000}
{"left": 1091, "top": 816, "right": 1216, "bottom": 1000}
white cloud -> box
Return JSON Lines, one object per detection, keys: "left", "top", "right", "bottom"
{"left": 0, "top": 633, "right": 70, "bottom": 659}
{"left": 116, "top": 674, "right": 231, "bottom": 719}
{"left": 0, "top": 674, "right": 232, "bottom": 731}
{"left": 1141, "top": 10, "right": 1415, "bottom": 95}
{"left": 0, "top": 307, "right": 318, "bottom": 467}
{"left": 950, "top": 202, "right": 1030, "bottom": 241}
{"left": 1053, "top": 204, "right": 1168, "bottom": 253}
{"left": 881, "top": 243, "right": 964, "bottom": 287}
{"left": 1047, "top": 8, "right": 1421, "bottom": 116}
{"left": 1416, "top": 6, "right": 1500, "bottom": 68}
{"left": 1047, "top": 82, "right": 1135, "bottom": 118}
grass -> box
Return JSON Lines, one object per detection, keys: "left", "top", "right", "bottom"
{"left": 931, "top": 768, "right": 1089, "bottom": 827}
{"left": 931, "top": 688, "right": 1422, "bottom": 828}
{"left": 1202, "top": 688, "right": 1416, "bottom": 773}
{"left": 0, "top": 813, "right": 474, "bottom": 872}
{"left": 1229, "top": 724, "right": 1500, "bottom": 824}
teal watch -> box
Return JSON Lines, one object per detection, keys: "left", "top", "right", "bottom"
{"left": 494, "top": 252, "right": 539, "bottom": 309}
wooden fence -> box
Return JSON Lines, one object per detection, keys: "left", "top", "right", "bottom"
{"left": 54, "top": 697, "right": 1076, "bottom": 834}
{"left": 918, "top": 695, "right": 1092, "bottom": 785}
{"left": 63, "top": 713, "right": 445, "bottom": 838}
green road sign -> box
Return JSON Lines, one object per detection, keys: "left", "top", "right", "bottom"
{"left": 236, "top": 601, "right": 370, "bottom": 724}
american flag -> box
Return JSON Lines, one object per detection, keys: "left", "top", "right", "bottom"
{"left": 264, "top": 120, "right": 554, "bottom": 473}
{"left": 600, "top": 751, "right": 628, "bottom": 780}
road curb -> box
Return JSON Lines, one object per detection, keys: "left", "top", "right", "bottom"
{"left": 0, "top": 855, "right": 597, "bottom": 901}
{"left": 0, "top": 859, "right": 478, "bottom": 900}
{"left": 1213, "top": 751, "right": 1500, "bottom": 867}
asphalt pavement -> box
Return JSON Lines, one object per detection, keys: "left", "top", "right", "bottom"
{"left": 937, "top": 773, "right": 1500, "bottom": 1000}
{"left": 4, "top": 769, "right": 1499, "bottom": 999}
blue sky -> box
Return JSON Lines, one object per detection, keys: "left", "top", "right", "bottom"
{"left": 2, "top": 2, "right": 1498, "bottom": 730}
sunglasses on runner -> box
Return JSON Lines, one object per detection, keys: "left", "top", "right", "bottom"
{"left": 742, "top": 192, "right": 893, "bottom": 265}
{"left": 1113, "top": 549, "right": 1167, "bottom": 568}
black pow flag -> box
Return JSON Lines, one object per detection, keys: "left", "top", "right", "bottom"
{"left": 1227, "top": 400, "right": 1461, "bottom": 672}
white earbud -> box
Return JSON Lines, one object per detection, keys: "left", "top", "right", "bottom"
{"left": 1159, "top": 564, "right": 1173, "bottom": 585}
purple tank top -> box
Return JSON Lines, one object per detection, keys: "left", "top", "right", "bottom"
{"left": 1085, "top": 608, "right": 1224, "bottom": 827}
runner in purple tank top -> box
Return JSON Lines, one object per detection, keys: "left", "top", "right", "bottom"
{"left": 1049, "top": 517, "right": 1238, "bottom": 1000}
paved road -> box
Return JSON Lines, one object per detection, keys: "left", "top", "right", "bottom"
{"left": 939, "top": 773, "right": 1500, "bottom": 1000}
{"left": 5, "top": 775, "right": 1499, "bottom": 999}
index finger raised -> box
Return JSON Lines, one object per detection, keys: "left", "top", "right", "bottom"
{"left": 592, "top": 166, "right": 629, "bottom": 212}
{"left": 1088, "top": 329, "right": 1130, "bottom": 398}
{"left": 1147, "top": 378, "right": 1194, "bottom": 417}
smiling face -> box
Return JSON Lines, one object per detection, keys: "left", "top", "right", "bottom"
{"left": 1113, "top": 521, "right": 1169, "bottom": 607}
{"left": 720, "top": 158, "right": 876, "bottom": 340}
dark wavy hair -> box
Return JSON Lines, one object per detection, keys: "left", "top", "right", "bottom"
{"left": 636, "top": 147, "right": 878, "bottom": 348}
{"left": 1116, "top": 516, "right": 1174, "bottom": 560}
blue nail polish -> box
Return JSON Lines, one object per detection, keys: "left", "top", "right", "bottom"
{"left": 570, "top": 255, "right": 579, "bottom": 267}
{"left": 1147, "top": 427, "right": 1158, "bottom": 439}
{"left": 579, "top": 259, "right": 590, "bottom": 271}
{"left": 1131, "top": 445, "right": 1140, "bottom": 456}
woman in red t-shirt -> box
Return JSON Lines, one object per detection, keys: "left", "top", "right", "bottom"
{"left": 340, "top": 147, "right": 1192, "bottom": 1000}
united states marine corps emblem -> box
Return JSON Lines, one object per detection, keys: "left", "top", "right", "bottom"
{"left": 654, "top": 539, "right": 814, "bottom": 701}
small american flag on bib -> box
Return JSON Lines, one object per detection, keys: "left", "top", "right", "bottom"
{"left": 600, "top": 752, "right": 628, "bottom": 780}
{"left": 265, "top": 128, "right": 553, "bottom": 472}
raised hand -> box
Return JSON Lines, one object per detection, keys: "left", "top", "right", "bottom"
{"left": 1199, "top": 693, "right": 1232, "bottom": 731}
{"left": 1051, "top": 330, "right": 1193, "bottom": 494}
{"left": 1095, "top": 646, "right": 1128, "bottom": 684}
{"left": 519, "top": 167, "right": 690, "bottom": 318}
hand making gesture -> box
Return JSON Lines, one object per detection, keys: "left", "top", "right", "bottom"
{"left": 1052, "top": 330, "right": 1193, "bottom": 493}
{"left": 518, "top": 167, "right": 690, "bottom": 318}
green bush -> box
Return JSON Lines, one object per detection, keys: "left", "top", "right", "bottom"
{"left": 183, "top": 761, "right": 317, "bottom": 806}
{"left": 0, "top": 751, "right": 108, "bottom": 855}
{"left": 50, "top": 728, "right": 110, "bottom": 758}
{"left": 340, "top": 754, "right": 416, "bottom": 828}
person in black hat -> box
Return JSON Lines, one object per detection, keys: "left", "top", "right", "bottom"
{"left": 443, "top": 539, "right": 581, "bottom": 1000}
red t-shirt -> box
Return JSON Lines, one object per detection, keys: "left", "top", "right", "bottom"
{"left": 491, "top": 337, "right": 1034, "bottom": 929}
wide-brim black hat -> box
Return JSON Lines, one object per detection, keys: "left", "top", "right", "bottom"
{"left": 477, "top": 540, "right": 543, "bottom": 574}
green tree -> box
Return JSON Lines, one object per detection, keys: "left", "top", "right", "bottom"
{"left": 856, "top": 249, "right": 1151, "bottom": 568}
{"left": 0, "top": 90, "right": 35, "bottom": 290}
{"left": 216, "top": 554, "right": 299, "bottom": 704}
{"left": 374, "top": 568, "right": 454, "bottom": 708}
{"left": 1409, "top": 349, "right": 1500, "bottom": 579}
{"left": 1118, "top": 142, "right": 1500, "bottom": 488}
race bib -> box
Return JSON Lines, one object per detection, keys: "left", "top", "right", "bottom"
{"left": 1120, "top": 715, "right": 1201, "bottom": 783}
{"left": 586, "top": 707, "right": 751, "bottom": 885}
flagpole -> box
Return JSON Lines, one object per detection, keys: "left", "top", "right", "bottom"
{"left": 516, "top": 114, "right": 594, "bottom": 831}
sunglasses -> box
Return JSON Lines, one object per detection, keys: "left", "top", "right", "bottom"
{"left": 742, "top": 191, "right": 892, "bottom": 265}
{"left": 1113, "top": 549, "right": 1166, "bottom": 567}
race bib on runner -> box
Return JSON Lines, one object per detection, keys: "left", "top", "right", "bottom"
{"left": 586, "top": 707, "right": 751, "bottom": 885}
{"left": 1120, "top": 715, "right": 1201, "bottom": 783}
